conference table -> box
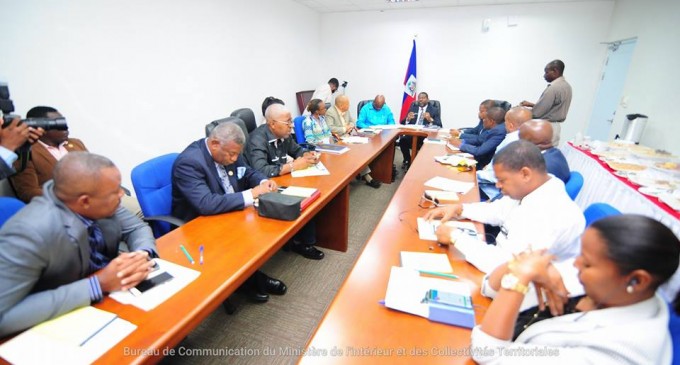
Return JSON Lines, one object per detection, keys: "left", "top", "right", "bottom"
{"left": 298, "top": 140, "right": 491, "bottom": 365}
{"left": 88, "top": 128, "right": 400, "bottom": 363}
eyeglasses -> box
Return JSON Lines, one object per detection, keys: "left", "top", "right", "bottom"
{"left": 273, "top": 119, "right": 293, "bottom": 126}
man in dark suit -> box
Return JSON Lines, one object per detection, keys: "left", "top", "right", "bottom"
{"left": 171, "top": 122, "right": 287, "bottom": 303}
{"left": 519, "top": 120, "right": 570, "bottom": 183}
{"left": 399, "top": 92, "right": 442, "bottom": 169}
{"left": 449, "top": 106, "right": 507, "bottom": 169}
{"left": 0, "top": 152, "right": 157, "bottom": 336}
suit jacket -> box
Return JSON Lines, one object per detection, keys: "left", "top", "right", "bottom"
{"left": 402, "top": 102, "right": 442, "bottom": 127}
{"left": 0, "top": 180, "right": 156, "bottom": 336}
{"left": 325, "top": 105, "right": 355, "bottom": 136}
{"left": 172, "top": 139, "right": 266, "bottom": 222}
{"left": 460, "top": 123, "right": 506, "bottom": 169}
{"left": 10, "top": 139, "right": 88, "bottom": 203}
{"left": 543, "top": 147, "right": 570, "bottom": 183}
{"left": 244, "top": 125, "right": 304, "bottom": 178}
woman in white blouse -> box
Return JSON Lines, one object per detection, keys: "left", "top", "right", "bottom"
{"left": 472, "top": 214, "right": 679, "bottom": 364}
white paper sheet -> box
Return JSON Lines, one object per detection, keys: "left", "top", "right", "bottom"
{"left": 424, "top": 176, "right": 474, "bottom": 193}
{"left": 400, "top": 251, "right": 454, "bottom": 273}
{"left": 291, "top": 161, "right": 330, "bottom": 177}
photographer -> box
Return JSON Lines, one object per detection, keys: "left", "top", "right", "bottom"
{"left": 309, "top": 77, "right": 347, "bottom": 110}
{"left": 0, "top": 117, "right": 43, "bottom": 180}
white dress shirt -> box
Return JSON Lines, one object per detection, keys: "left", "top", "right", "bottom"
{"left": 453, "top": 176, "right": 585, "bottom": 274}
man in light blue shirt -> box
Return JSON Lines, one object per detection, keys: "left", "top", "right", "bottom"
{"left": 356, "top": 95, "right": 395, "bottom": 129}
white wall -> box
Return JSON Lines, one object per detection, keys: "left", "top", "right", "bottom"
{"left": 0, "top": 0, "right": 320, "bottom": 188}
{"left": 605, "top": 0, "right": 680, "bottom": 154}
{"left": 320, "top": 1, "right": 615, "bottom": 146}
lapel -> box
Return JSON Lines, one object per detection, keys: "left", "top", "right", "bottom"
{"left": 47, "top": 186, "right": 92, "bottom": 277}
{"left": 199, "top": 140, "right": 226, "bottom": 194}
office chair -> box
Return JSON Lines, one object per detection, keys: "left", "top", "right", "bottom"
{"left": 357, "top": 99, "right": 372, "bottom": 117}
{"left": 230, "top": 108, "right": 257, "bottom": 133}
{"left": 295, "top": 90, "right": 314, "bottom": 115}
{"left": 131, "top": 153, "right": 185, "bottom": 238}
{"left": 565, "top": 171, "right": 584, "bottom": 200}
{"left": 0, "top": 196, "right": 26, "bottom": 228}
{"left": 293, "top": 115, "right": 306, "bottom": 144}
{"left": 205, "top": 116, "right": 249, "bottom": 144}
{"left": 583, "top": 202, "right": 621, "bottom": 227}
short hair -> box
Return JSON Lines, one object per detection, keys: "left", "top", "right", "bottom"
{"left": 328, "top": 78, "right": 339, "bottom": 88}
{"left": 486, "top": 106, "right": 506, "bottom": 125}
{"left": 591, "top": 215, "right": 680, "bottom": 289}
{"left": 548, "top": 59, "right": 565, "bottom": 74}
{"left": 265, "top": 103, "right": 289, "bottom": 121}
{"left": 209, "top": 122, "right": 245, "bottom": 146}
{"left": 493, "top": 140, "right": 546, "bottom": 173}
{"left": 261, "top": 96, "right": 284, "bottom": 116}
{"left": 418, "top": 92, "right": 429, "bottom": 99}
{"left": 53, "top": 152, "right": 116, "bottom": 198}
{"left": 480, "top": 99, "right": 495, "bottom": 109}
{"left": 306, "top": 98, "right": 323, "bottom": 114}
{"left": 26, "top": 106, "right": 58, "bottom": 118}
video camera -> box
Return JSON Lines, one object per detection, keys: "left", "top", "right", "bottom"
{"left": 0, "top": 84, "right": 68, "bottom": 131}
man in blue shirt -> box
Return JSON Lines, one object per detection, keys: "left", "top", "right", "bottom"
{"left": 356, "top": 95, "right": 395, "bottom": 129}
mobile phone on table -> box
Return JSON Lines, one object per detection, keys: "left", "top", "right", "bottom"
{"left": 129, "top": 271, "right": 174, "bottom": 297}
{"left": 425, "top": 289, "right": 472, "bottom": 308}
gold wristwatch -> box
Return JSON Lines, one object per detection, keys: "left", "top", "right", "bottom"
{"left": 501, "top": 273, "right": 529, "bottom": 295}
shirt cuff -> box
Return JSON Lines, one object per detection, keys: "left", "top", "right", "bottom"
{"left": 88, "top": 276, "right": 104, "bottom": 303}
{"left": 0, "top": 146, "right": 18, "bottom": 165}
{"left": 242, "top": 190, "right": 254, "bottom": 207}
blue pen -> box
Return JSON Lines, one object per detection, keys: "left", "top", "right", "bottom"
{"left": 199, "top": 245, "right": 204, "bottom": 265}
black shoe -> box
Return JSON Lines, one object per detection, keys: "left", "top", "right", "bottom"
{"left": 291, "top": 244, "right": 325, "bottom": 260}
{"left": 237, "top": 285, "right": 269, "bottom": 303}
{"left": 256, "top": 272, "right": 287, "bottom": 295}
{"left": 366, "top": 179, "right": 381, "bottom": 189}
{"left": 401, "top": 161, "right": 410, "bottom": 170}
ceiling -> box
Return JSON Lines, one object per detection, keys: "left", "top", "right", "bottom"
{"left": 290, "top": 0, "right": 608, "bottom": 13}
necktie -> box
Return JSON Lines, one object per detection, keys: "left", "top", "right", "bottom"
{"left": 417, "top": 107, "right": 424, "bottom": 125}
{"left": 82, "top": 219, "right": 110, "bottom": 273}
{"left": 218, "top": 166, "right": 235, "bottom": 194}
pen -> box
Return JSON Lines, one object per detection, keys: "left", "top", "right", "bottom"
{"left": 199, "top": 245, "right": 204, "bottom": 265}
{"left": 180, "top": 244, "right": 195, "bottom": 264}
{"left": 419, "top": 270, "right": 459, "bottom": 280}
{"left": 80, "top": 315, "right": 118, "bottom": 346}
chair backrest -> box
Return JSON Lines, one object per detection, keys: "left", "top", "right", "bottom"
{"left": 295, "top": 90, "right": 314, "bottom": 115}
{"left": 410, "top": 100, "right": 441, "bottom": 114}
{"left": 131, "top": 153, "right": 179, "bottom": 238}
{"left": 205, "top": 116, "right": 249, "bottom": 145}
{"left": 565, "top": 171, "right": 584, "bottom": 200}
{"left": 293, "top": 115, "right": 306, "bottom": 144}
{"left": 0, "top": 197, "right": 26, "bottom": 228}
{"left": 357, "top": 99, "right": 372, "bottom": 117}
{"left": 583, "top": 202, "right": 621, "bottom": 227}
{"left": 230, "top": 108, "right": 257, "bottom": 133}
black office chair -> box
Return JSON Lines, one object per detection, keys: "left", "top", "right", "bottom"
{"left": 408, "top": 100, "right": 441, "bottom": 114}
{"left": 230, "top": 108, "right": 257, "bottom": 133}
{"left": 205, "top": 116, "right": 249, "bottom": 144}
{"left": 357, "top": 99, "right": 372, "bottom": 117}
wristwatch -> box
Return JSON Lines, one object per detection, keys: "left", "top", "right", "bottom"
{"left": 501, "top": 273, "right": 529, "bottom": 295}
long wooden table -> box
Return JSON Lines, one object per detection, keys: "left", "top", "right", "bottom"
{"left": 87, "top": 129, "right": 400, "bottom": 364}
{"left": 298, "top": 141, "right": 490, "bottom": 365}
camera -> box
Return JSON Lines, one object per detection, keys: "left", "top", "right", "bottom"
{"left": 341, "top": 81, "right": 348, "bottom": 88}
{"left": 0, "top": 83, "right": 68, "bottom": 131}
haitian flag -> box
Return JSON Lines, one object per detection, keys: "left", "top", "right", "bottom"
{"left": 399, "top": 40, "right": 417, "bottom": 124}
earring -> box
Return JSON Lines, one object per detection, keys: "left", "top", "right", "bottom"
{"left": 626, "top": 285, "right": 634, "bottom": 294}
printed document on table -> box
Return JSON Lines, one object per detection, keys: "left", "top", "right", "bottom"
{"left": 291, "top": 161, "right": 330, "bottom": 177}
{"left": 400, "top": 251, "right": 453, "bottom": 273}
{"left": 341, "top": 136, "right": 369, "bottom": 144}
{"left": 110, "top": 258, "right": 200, "bottom": 311}
{"left": 424, "top": 176, "right": 474, "bottom": 194}
{"left": 0, "top": 306, "right": 136, "bottom": 364}
{"left": 416, "top": 217, "right": 478, "bottom": 241}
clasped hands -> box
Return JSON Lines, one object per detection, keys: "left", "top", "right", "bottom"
{"left": 96, "top": 250, "right": 155, "bottom": 293}
{"left": 508, "top": 249, "right": 570, "bottom": 316}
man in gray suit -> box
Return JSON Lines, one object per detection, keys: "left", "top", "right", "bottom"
{"left": 0, "top": 152, "right": 157, "bottom": 336}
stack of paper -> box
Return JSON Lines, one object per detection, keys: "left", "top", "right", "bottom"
{"left": 314, "top": 144, "right": 349, "bottom": 155}
{"left": 434, "top": 154, "right": 477, "bottom": 167}
{"left": 400, "top": 251, "right": 454, "bottom": 273}
{"left": 424, "top": 176, "right": 474, "bottom": 194}
{"left": 0, "top": 307, "right": 136, "bottom": 364}
{"left": 291, "top": 162, "right": 330, "bottom": 177}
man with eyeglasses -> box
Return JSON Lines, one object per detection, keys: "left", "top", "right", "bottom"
{"left": 244, "top": 104, "right": 325, "bottom": 260}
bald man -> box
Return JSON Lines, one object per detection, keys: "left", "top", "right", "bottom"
{"left": 519, "top": 119, "right": 570, "bottom": 183}
{"left": 325, "top": 95, "right": 381, "bottom": 188}
{"left": 356, "top": 95, "right": 395, "bottom": 129}
{"left": 0, "top": 152, "right": 157, "bottom": 336}
{"left": 477, "top": 106, "right": 533, "bottom": 199}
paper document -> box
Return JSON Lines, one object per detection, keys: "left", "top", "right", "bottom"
{"left": 423, "top": 138, "right": 446, "bottom": 145}
{"left": 434, "top": 154, "right": 477, "bottom": 167}
{"left": 341, "top": 136, "right": 369, "bottom": 144}
{"left": 384, "top": 266, "right": 472, "bottom": 320}
{"left": 281, "top": 186, "right": 318, "bottom": 198}
{"left": 416, "top": 217, "right": 479, "bottom": 241}
{"left": 400, "top": 251, "right": 453, "bottom": 273}
{"left": 291, "top": 161, "right": 330, "bottom": 177}
{"left": 0, "top": 306, "right": 136, "bottom": 364}
{"left": 109, "top": 258, "right": 200, "bottom": 311}
{"left": 424, "top": 176, "right": 474, "bottom": 194}
{"left": 424, "top": 190, "right": 460, "bottom": 203}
